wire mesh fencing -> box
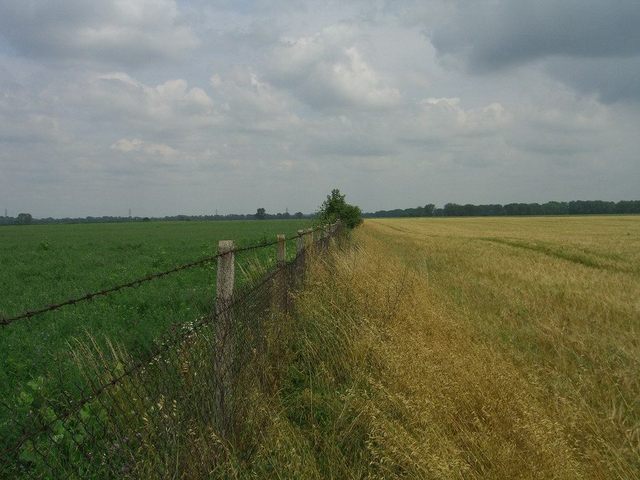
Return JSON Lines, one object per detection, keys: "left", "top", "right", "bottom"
{"left": 0, "top": 222, "right": 342, "bottom": 479}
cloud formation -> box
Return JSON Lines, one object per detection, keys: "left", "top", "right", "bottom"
{"left": 269, "top": 26, "right": 401, "bottom": 109}
{"left": 430, "top": 0, "right": 640, "bottom": 102}
{"left": 0, "top": 0, "right": 638, "bottom": 217}
{"left": 0, "top": 0, "right": 197, "bottom": 67}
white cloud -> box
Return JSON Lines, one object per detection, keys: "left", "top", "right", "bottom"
{"left": 209, "top": 68, "right": 300, "bottom": 131}
{"left": 269, "top": 26, "right": 401, "bottom": 109}
{"left": 71, "top": 73, "right": 217, "bottom": 134}
{"left": 110, "top": 138, "right": 177, "bottom": 156}
{"left": 327, "top": 47, "right": 401, "bottom": 108}
{"left": 399, "top": 98, "right": 512, "bottom": 144}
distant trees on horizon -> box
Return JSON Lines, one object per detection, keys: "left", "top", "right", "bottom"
{"left": 364, "top": 200, "right": 640, "bottom": 218}
{"left": 0, "top": 210, "right": 312, "bottom": 226}
{"left": 3, "top": 199, "right": 639, "bottom": 226}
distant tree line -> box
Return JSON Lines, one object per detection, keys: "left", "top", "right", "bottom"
{"left": 5, "top": 199, "right": 638, "bottom": 226}
{"left": 364, "top": 200, "right": 640, "bottom": 218}
{"left": 0, "top": 210, "right": 310, "bottom": 226}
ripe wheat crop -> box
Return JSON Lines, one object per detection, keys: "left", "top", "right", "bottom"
{"left": 263, "top": 216, "right": 639, "bottom": 478}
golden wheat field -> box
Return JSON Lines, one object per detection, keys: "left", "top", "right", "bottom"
{"left": 277, "top": 216, "right": 640, "bottom": 479}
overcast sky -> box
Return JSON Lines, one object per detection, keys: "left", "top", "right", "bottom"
{"left": 1, "top": 0, "right": 639, "bottom": 217}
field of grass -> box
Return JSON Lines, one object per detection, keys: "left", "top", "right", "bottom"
{"left": 239, "top": 216, "right": 639, "bottom": 478}
{"left": 0, "top": 219, "right": 309, "bottom": 441}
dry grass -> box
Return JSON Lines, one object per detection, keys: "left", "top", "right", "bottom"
{"left": 332, "top": 216, "right": 639, "bottom": 479}
{"left": 252, "top": 216, "right": 639, "bottom": 478}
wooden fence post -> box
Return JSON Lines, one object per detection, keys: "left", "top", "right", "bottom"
{"left": 216, "top": 240, "right": 235, "bottom": 319}
{"left": 275, "top": 234, "right": 287, "bottom": 311}
{"left": 277, "top": 234, "right": 286, "bottom": 267}
{"left": 214, "top": 240, "right": 235, "bottom": 435}
{"left": 296, "top": 230, "right": 305, "bottom": 256}
{"left": 305, "top": 228, "right": 313, "bottom": 250}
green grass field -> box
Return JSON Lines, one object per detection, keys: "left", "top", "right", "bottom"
{"left": 0, "top": 219, "right": 309, "bottom": 439}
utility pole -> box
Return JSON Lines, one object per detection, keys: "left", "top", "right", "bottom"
{"left": 128, "top": 208, "right": 132, "bottom": 219}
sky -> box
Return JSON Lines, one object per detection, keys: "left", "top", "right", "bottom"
{"left": 0, "top": 0, "right": 639, "bottom": 217}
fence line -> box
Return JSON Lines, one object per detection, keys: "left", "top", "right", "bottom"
{"left": 0, "top": 221, "right": 343, "bottom": 478}
{"left": 1, "top": 259, "right": 285, "bottom": 461}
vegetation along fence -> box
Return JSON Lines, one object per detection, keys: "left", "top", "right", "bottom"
{"left": 0, "top": 222, "right": 343, "bottom": 478}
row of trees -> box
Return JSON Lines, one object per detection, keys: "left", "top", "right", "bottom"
{"left": 254, "top": 208, "right": 305, "bottom": 220}
{"left": 0, "top": 213, "right": 33, "bottom": 225}
{"left": 0, "top": 211, "right": 310, "bottom": 226}
{"left": 364, "top": 200, "right": 640, "bottom": 218}
{"left": 2, "top": 190, "right": 362, "bottom": 228}
{"left": 5, "top": 198, "right": 638, "bottom": 226}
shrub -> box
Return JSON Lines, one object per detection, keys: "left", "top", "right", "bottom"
{"left": 317, "top": 189, "right": 363, "bottom": 229}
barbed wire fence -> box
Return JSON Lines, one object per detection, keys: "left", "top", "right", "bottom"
{"left": 0, "top": 222, "right": 343, "bottom": 479}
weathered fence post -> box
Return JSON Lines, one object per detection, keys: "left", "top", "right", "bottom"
{"left": 295, "top": 230, "right": 306, "bottom": 279}
{"left": 276, "top": 234, "right": 287, "bottom": 311}
{"left": 322, "top": 225, "right": 329, "bottom": 249}
{"left": 214, "top": 240, "right": 235, "bottom": 435}
{"left": 216, "top": 240, "right": 235, "bottom": 321}
{"left": 296, "top": 230, "right": 305, "bottom": 256}
{"left": 277, "top": 234, "right": 286, "bottom": 267}
{"left": 305, "top": 228, "right": 313, "bottom": 251}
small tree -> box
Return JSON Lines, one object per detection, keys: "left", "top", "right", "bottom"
{"left": 16, "top": 213, "right": 32, "bottom": 225}
{"left": 255, "top": 208, "right": 266, "bottom": 220}
{"left": 317, "top": 189, "right": 362, "bottom": 229}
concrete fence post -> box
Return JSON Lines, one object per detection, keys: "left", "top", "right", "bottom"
{"left": 214, "top": 239, "right": 235, "bottom": 435}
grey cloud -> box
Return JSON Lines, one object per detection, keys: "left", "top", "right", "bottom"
{"left": 430, "top": 1, "right": 640, "bottom": 102}
{"left": 308, "top": 133, "right": 395, "bottom": 157}
{"left": 0, "top": 0, "right": 197, "bottom": 67}
{"left": 432, "top": 1, "right": 640, "bottom": 70}
{"left": 547, "top": 56, "right": 640, "bottom": 104}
